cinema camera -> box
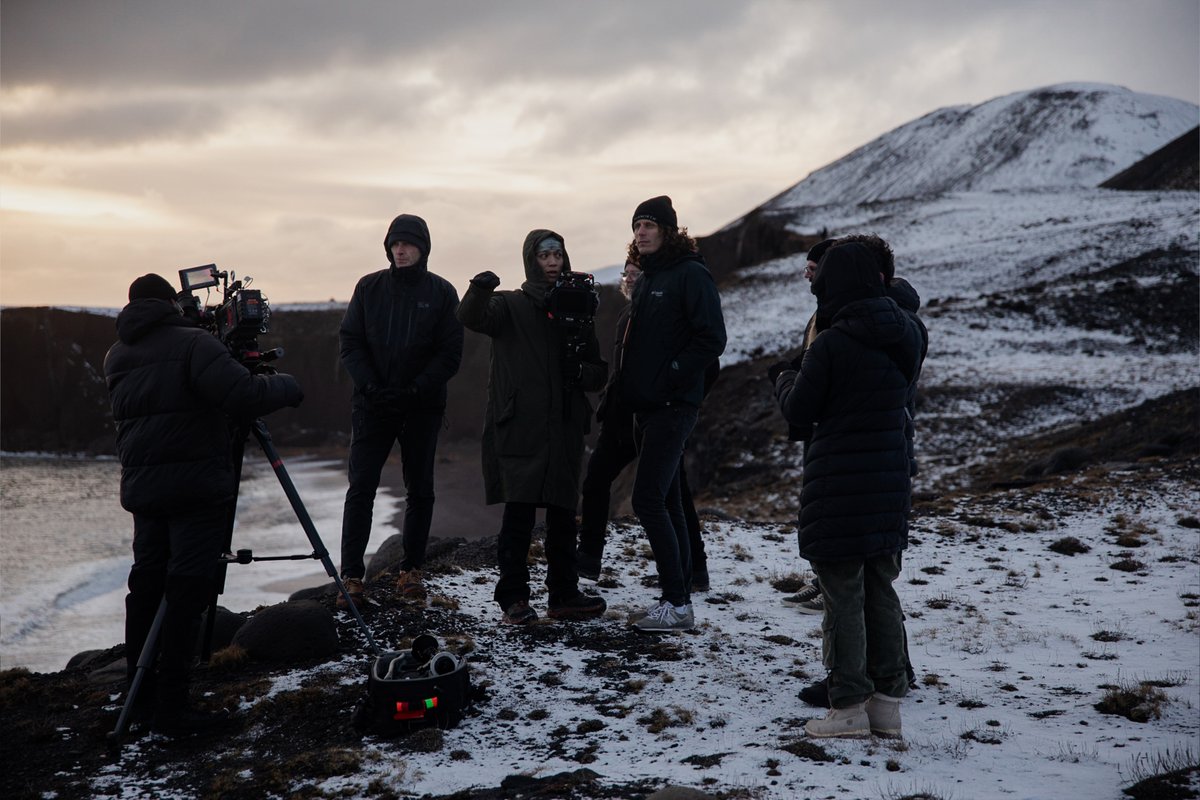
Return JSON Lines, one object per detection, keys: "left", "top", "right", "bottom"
{"left": 177, "top": 263, "right": 278, "bottom": 369}
{"left": 545, "top": 271, "right": 599, "bottom": 394}
{"left": 545, "top": 270, "right": 599, "bottom": 330}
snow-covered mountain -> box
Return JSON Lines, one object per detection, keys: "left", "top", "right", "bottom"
{"left": 706, "top": 82, "right": 1198, "bottom": 494}
{"left": 767, "top": 82, "right": 1197, "bottom": 208}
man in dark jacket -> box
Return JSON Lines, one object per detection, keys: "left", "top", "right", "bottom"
{"left": 621, "top": 196, "right": 726, "bottom": 632}
{"left": 769, "top": 242, "right": 927, "bottom": 739}
{"left": 104, "top": 272, "right": 302, "bottom": 736}
{"left": 575, "top": 255, "right": 718, "bottom": 592}
{"left": 338, "top": 214, "right": 464, "bottom": 608}
{"left": 458, "top": 229, "right": 608, "bottom": 625}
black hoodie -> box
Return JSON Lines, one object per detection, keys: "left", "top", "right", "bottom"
{"left": 340, "top": 214, "right": 464, "bottom": 411}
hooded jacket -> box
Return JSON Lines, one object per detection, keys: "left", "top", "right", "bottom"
{"left": 621, "top": 247, "right": 726, "bottom": 411}
{"left": 340, "top": 214, "right": 464, "bottom": 412}
{"left": 773, "top": 243, "right": 927, "bottom": 562}
{"left": 104, "top": 298, "right": 302, "bottom": 515}
{"left": 456, "top": 229, "right": 607, "bottom": 508}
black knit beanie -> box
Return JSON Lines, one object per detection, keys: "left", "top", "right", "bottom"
{"left": 128, "top": 273, "right": 177, "bottom": 302}
{"left": 384, "top": 214, "right": 431, "bottom": 264}
{"left": 807, "top": 238, "right": 836, "bottom": 265}
{"left": 632, "top": 195, "right": 678, "bottom": 230}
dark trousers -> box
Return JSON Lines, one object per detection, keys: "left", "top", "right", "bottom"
{"left": 579, "top": 413, "right": 708, "bottom": 569}
{"left": 125, "top": 505, "right": 226, "bottom": 700}
{"left": 631, "top": 405, "right": 698, "bottom": 607}
{"left": 340, "top": 407, "right": 442, "bottom": 579}
{"left": 578, "top": 414, "right": 638, "bottom": 556}
{"left": 812, "top": 552, "right": 909, "bottom": 708}
{"left": 494, "top": 502, "right": 579, "bottom": 609}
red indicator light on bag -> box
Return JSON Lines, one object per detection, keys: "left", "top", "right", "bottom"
{"left": 393, "top": 697, "right": 439, "bottom": 720}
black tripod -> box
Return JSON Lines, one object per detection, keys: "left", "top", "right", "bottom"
{"left": 109, "top": 417, "right": 380, "bottom": 743}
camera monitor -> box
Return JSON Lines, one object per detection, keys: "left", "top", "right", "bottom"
{"left": 179, "top": 264, "right": 220, "bottom": 293}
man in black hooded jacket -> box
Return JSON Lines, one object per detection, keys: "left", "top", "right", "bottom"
{"left": 769, "top": 242, "right": 927, "bottom": 740}
{"left": 105, "top": 272, "right": 303, "bottom": 735}
{"left": 338, "top": 213, "right": 464, "bottom": 608}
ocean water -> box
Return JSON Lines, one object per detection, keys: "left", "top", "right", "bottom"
{"left": 0, "top": 452, "right": 394, "bottom": 674}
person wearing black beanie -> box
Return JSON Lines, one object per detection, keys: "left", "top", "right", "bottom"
{"left": 337, "top": 213, "right": 464, "bottom": 609}
{"left": 128, "top": 273, "right": 179, "bottom": 303}
{"left": 105, "top": 271, "right": 303, "bottom": 736}
{"left": 621, "top": 195, "right": 726, "bottom": 633}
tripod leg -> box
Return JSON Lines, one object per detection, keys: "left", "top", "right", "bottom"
{"left": 108, "top": 597, "right": 166, "bottom": 744}
{"left": 250, "top": 419, "right": 381, "bottom": 656}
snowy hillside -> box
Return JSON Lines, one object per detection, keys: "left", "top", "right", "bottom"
{"left": 765, "top": 83, "right": 1197, "bottom": 208}
{"left": 713, "top": 83, "right": 1198, "bottom": 492}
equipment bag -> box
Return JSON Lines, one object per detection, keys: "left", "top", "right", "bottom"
{"left": 352, "top": 637, "right": 472, "bottom": 735}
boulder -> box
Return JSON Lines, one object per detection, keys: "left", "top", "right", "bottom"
{"left": 231, "top": 600, "right": 339, "bottom": 662}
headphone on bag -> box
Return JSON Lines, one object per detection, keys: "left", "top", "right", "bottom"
{"left": 409, "top": 633, "right": 461, "bottom": 677}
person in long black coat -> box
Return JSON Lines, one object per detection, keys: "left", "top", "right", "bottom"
{"left": 457, "top": 230, "right": 608, "bottom": 625}
{"left": 769, "top": 242, "right": 927, "bottom": 739}
{"left": 105, "top": 273, "right": 302, "bottom": 735}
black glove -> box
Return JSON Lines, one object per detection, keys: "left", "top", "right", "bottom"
{"left": 470, "top": 270, "right": 501, "bottom": 290}
{"left": 289, "top": 390, "right": 304, "bottom": 408}
{"left": 766, "top": 361, "right": 792, "bottom": 384}
{"left": 400, "top": 383, "right": 419, "bottom": 398}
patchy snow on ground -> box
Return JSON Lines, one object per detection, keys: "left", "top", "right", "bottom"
{"left": 215, "top": 462, "right": 1200, "bottom": 800}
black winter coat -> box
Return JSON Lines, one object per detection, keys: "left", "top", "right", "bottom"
{"left": 104, "top": 299, "right": 303, "bottom": 515}
{"left": 340, "top": 261, "right": 464, "bottom": 413}
{"left": 774, "top": 292, "right": 926, "bottom": 563}
{"left": 456, "top": 229, "right": 607, "bottom": 508}
{"left": 621, "top": 249, "right": 726, "bottom": 411}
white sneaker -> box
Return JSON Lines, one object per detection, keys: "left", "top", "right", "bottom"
{"left": 804, "top": 702, "right": 870, "bottom": 739}
{"left": 633, "top": 600, "right": 695, "bottom": 632}
{"left": 866, "top": 693, "right": 902, "bottom": 738}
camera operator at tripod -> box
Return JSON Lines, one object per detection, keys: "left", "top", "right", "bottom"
{"left": 104, "top": 272, "right": 303, "bottom": 736}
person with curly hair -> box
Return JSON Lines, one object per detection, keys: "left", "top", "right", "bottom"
{"left": 620, "top": 196, "right": 726, "bottom": 632}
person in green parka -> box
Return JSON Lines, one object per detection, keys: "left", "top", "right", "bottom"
{"left": 457, "top": 229, "right": 609, "bottom": 625}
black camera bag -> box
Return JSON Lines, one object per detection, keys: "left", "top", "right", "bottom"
{"left": 352, "top": 649, "right": 472, "bottom": 735}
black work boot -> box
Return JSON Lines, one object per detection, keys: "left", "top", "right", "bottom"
{"left": 799, "top": 676, "right": 831, "bottom": 708}
{"left": 575, "top": 549, "right": 602, "bottom": 581}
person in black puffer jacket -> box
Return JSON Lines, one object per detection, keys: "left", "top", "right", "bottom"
{"left": 104, "top": 272, "right": 303, "bottom": 736}
{"left": 338, "top": 213, "right": 464, "bottom": 607}
{"left": 768, "top": 242, "right": 927, "bottom": 740}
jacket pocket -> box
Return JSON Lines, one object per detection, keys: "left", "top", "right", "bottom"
{"left": 494, "top": 390, "right": 537, "bottom": 455}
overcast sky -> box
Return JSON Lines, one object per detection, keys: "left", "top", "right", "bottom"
{"left": 2, "top": 0, "right": 1197, "bottom": 308}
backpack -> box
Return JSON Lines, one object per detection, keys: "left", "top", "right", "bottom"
{"left": 352, "top": 635, "right": 472, "bottom": 735}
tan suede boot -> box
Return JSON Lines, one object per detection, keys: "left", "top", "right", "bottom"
{"left": 804, "top": 702, "right": 870, "bottom": 738}
{"left": 866, "top": 693, "right": 903, "bottom": 738}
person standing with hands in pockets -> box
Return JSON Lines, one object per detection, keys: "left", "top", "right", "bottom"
{"left": 338, "top": 213, "right": 464, "bottom": 609}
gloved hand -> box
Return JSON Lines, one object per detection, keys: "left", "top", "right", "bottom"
{"left": 289, "top": 390, "right": 305, "bottom": 408}
{"left": 766, "top": 361, "right": 792, "bottom": 384}
{"left": 365, "top": 383, "right": 402, "bottom": 409}
{"left": 470, "top": 271, "right": 501, "bottom": 290}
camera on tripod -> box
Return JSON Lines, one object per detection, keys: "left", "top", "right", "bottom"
{"left": 178, "top": 263, "right": 277, "bottom": 368}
